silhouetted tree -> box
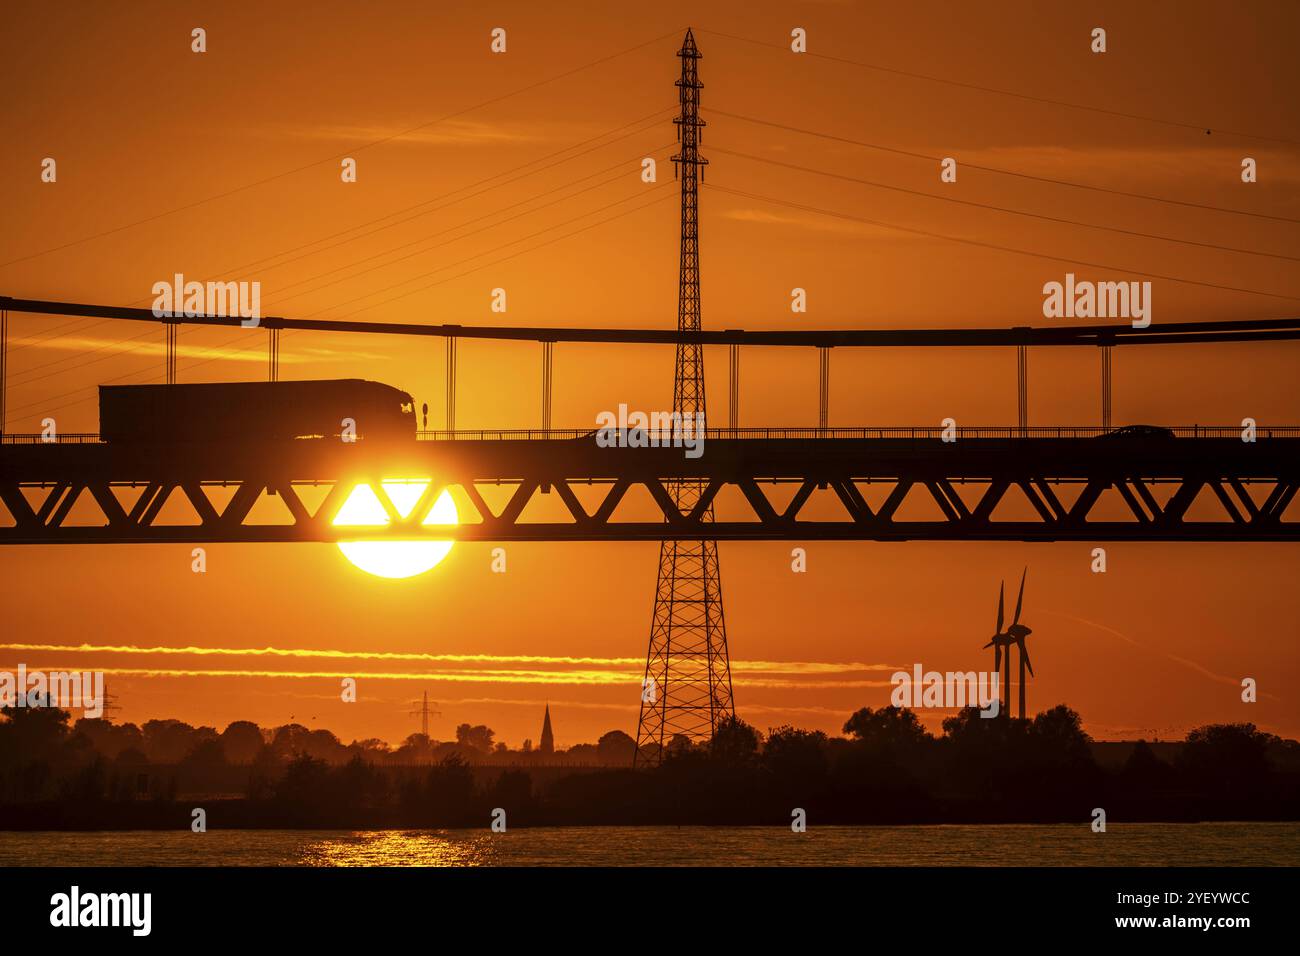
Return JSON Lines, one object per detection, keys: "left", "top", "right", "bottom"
{"left": 269, "top": 723, "right": 312, "bottom": 759}
{"left": 72, "top": 718, "right": 133, "bottom": 760}
{"left": 332, "top": 753, "right": 388, "bottom": 810}
{"left": 303, "top": 729, "right": 345, "bottom": 762}
{"left": 220, "top": 720, "right": 265, "bottom": 763}
{"left": 349, "top": 738, "right": 391, "bottom": 760}
{"left": 710, "top": 716, "right": 763, "bottom": 767}
{"left": 181, "top": 738, "right": 226, "bottom": 768}
{"left": 1121, "top": 740, "right": 1175, "bottom": 789}
{"left": 843, "top": 706, "right": 931, "bottom": 755}
{"left": 1, "top": 704, "right": 71, "bottom": 754}
{"left": 115, "top": 746, "right": 148, "bottom": 768}
{"left": 246, "top": 744, "right": 284, "bottom": 800}
{"left": 665, "top": 734, "right": 693, "bottom": 758}
{"left": 940, "top": 706, "right": 1024, "bottom": 793}
{"left": 141, "top": 719, "right": 199, "bottom": 763}
{"left": 597, "top": 730, "right": 636, "bottom": 766}
{"left": 1028, "top": 705, "right": 1095, "bottom": 771}
{"left": 393, "top": 733, "right": 434, "bottom": 763}
{"left": 455, "top": 724, "right": 495, "bottom": 754}
{"left": 565, "top": 742, "right": 598, "bottom": 762}
{"left": 486, "top": 770, "right": 535, "bottom": 824}
{"left": 1178, "top": 723, "right": 1276, "bottom": 791}
{"left": 273, "top": 753, "right": 331, "bottom": 821}
{"left": 179, "top": 738, "right": 228, "bottom": 793}
{"left": 763, "top": 726, "right": 829, "bottom": 783}
{"left": 425, "top": 753, "right": 477, "bottom": 825}
{"left": 60, "top": 755, "right": 108, "bottom": 804}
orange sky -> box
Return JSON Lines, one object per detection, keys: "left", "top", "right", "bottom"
{"left": 1, "top": 1, "right": 1298, "bottom": 747}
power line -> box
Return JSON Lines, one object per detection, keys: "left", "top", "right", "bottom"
{"left": 714, "top": 146, "right": 1300, "bottom": 262}
{"left": 346, "top": 189, "right": 677, "bottom": 317}
{"left": 0, "top": 28, "right": 685, "bottom": 270}
{"left": 5, "top": 358, "right": 156, "bottom": 420}
{"left": 310, "top": 182, "right": 677, "bottom": 318}
{"left": 699, "top": 27, "right": 1300, "bottom": 146}
{"left": 178, "top": 110, "right": 677, "bottom": 292}
{"left": 273, "top": 147, "right": 672, "bottom": 305}
{"left": 3, "top": 193, "right": 678, "bottom": 417}
{"left": 7, "top": 316, "right": 120, "bottom": 356}
{"left": 5, "top": 324, "right": 162, "bottom": 387}
{"left": 707, "top": 184, "right": 1300, "bottom": 303}
{"left": 5, "top": 328, "right": 266, "bottom": 421}
{"left": 711, "top": 109, "right": 1300, "bottom": 225}
{"left": 24, "top": 107, "right": 676, "bottom": 354}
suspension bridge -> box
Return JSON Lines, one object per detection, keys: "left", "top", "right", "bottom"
{"left": 2, "top": 28, "right": 1296, "bottom": 759}
{"left": 1, "top": 292, "right": 1298, "bottom": 546}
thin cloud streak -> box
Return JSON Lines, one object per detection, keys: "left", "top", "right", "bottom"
{"left": 721, "top": 207, "right": 903, "bottom": 238}
{"left": 8, "top": 337, "right": 386, "bottom": 363}
{"left": 1036, "top": 610, "right": 1277, "bottom": 700}
{"left": 17, "top": 664, "right": 896, "bottom": 690}
{"left": 0, "top": 642, "right": 900, "bottom": 674}
{"left": 275, "top": 118, "right": 547, "bottom": 146}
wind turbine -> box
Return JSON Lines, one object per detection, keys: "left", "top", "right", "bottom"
{"left": 983, "top": 569, "right": 1034, "bottom": 718}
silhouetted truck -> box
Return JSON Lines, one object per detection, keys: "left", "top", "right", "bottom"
{"left": 98, "top": 380, "right": 416, "bottom": 443}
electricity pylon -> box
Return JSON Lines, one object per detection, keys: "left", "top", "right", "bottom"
{"left": 634, "top": 29, "right": 735, "bottom": 766}
{"left": 408, "top": 691, "right": 440, "bottom": 738}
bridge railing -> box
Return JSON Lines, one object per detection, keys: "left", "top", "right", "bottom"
{"left": 3, "top": 425, "right": 1298, "bottom": 444}
{"left": 414, "top": 425, "right": 1300, "bottom": 441}
{"left": 0, "top": 432, "right": 103, "bottom": 444}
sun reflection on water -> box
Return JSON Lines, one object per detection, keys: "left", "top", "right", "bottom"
{"left": 294, "top": 830, "right": 503, "bottom": 867}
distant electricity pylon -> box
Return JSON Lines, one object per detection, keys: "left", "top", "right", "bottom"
{"left": 99, "top": 679, "right": 121, "bottom": 719}
{"left": 408, "top": 691, "right": 440, "bottom": 738}
{"left": 635, "top": 29, "right": 735, "bottom": 766}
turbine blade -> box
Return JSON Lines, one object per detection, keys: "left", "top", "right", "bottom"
{"left": 1013, "top": 568, "right": 1027, "bottom": 625}
{"left": 996, "top": 582, "right": 1005, "bottom": 634}
{"left": 1022, "top": 643, "right": 1034, "bottom": 677}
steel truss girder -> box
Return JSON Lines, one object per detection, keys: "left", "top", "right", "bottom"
{"left": 0, "top": 437, "right": 1296, "bottom": 543}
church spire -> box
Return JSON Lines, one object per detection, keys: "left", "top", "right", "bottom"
{"left": 539, "top": 703, "right": 554, "bottom": 755}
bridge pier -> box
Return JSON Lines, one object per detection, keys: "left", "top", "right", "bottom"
{"left": 541, "top": 340, "right": 553, "bottom": 431}
{"left": 1016, "top": 343, "right": 1028, "bottom": 431}
{"left": 1101, "top": 344, "right": 1113, "bottom": 430}
{"left": 728, "top": 341, "right": 740, "bottom": 429}
{"left": 818, "top": 345, "right": 830, "bottom": 429}
{"left": 445, "top": 335, "right": 457, "bottom": 431}
{"left": 164, "top": 319, "right": 178, "bottom": 385}
{"left": 268, "top": 328, "right": 281, "bottom": 383}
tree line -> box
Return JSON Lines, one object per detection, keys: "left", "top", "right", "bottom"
{"left": 1, "top": 702, "right": 1297, "bottom": 828}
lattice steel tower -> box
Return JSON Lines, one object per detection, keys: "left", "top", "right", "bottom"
{"left": 634, "top": 29, "right": 735, "bottom": 766}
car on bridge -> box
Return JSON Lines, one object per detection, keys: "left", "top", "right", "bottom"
{"left": 98, "top": 379, "right": 416, "bottom": 443}
{"left": 1096, "top": 424, "right": 1176, "bottom": 440}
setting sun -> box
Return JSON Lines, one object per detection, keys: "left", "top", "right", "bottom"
{"left": 332, "top": 480, "right": 458, "bottom": 579}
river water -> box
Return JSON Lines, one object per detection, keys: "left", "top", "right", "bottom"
{"left": 1, "top": 822, "right": 1295, "bottom": 866}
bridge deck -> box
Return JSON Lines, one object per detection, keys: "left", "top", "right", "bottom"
{"left": 1, "top": 429, "right": 1296, "bottom": 543}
